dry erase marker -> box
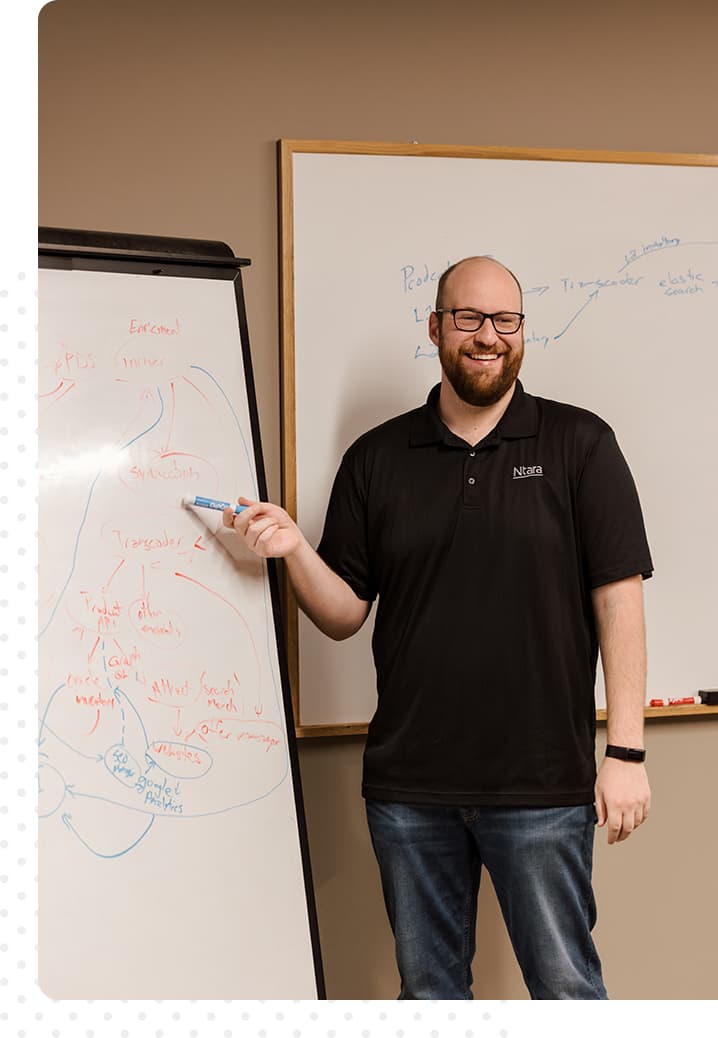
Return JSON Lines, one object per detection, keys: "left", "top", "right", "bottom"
{"left": 648, "top": 696, "right": 701, "bottom": 707}
{"left": 182, "top": 495, "right": 247, "bottom": 514}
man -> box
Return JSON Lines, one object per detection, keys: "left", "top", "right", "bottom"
{"left": 224, "top": 256, "right": 653, "bottom": 1000}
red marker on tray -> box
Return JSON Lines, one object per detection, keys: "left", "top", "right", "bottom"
{"left": 649, "top": 696, "right": 701, "bottom": 707}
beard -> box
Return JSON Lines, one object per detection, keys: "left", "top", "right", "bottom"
{"left": 438, "top": 336, "right": 524, "bottom": 407}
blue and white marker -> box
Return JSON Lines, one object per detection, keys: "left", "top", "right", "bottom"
{"left": 182, "top": 494, "right": 248, "bottom": 514}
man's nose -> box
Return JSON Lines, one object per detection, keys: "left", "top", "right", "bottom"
{"left": 473, "top": 318, "right": 498, "bottom": 345}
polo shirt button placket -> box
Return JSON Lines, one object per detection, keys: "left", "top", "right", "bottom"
{"left": 463, "top": 448, "right": 482, "bottom": 505}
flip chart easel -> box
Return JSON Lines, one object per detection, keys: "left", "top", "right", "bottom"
{"left": 38, "top": 228, "right": 324, "bottom": 997}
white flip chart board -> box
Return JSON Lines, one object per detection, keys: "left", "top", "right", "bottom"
{"left": 280, "top": 141, "right": 718, "bottom": 733}
{"left": 38, "top": 233, "right": 323, "bottom": 997}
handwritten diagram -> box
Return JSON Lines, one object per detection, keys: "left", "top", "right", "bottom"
{"left": 39, "top": 270, "right": 288, "bottom": 859}
{"left": 403, "top": 234, "right": 718, "bottom": 359}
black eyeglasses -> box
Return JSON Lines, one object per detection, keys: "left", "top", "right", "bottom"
{"left": 436, "top": 308, "right": 525, "bottom": 334}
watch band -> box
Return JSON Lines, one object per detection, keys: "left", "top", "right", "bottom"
{"left": 605, "top": 744, "right": 646, "bottom": 763}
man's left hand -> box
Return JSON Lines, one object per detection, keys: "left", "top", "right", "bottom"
{"left": 594, "top": 757, "right": 651, "bottom": 844}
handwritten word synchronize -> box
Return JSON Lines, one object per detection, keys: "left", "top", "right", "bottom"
{"left": 128, "top": 460, "right": 201, "bottom": 483}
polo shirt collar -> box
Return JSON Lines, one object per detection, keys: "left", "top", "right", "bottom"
{"left": 410, "top": 379, "right": 538, "bottom": 447}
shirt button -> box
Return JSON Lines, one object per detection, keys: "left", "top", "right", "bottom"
{"left": 468, "top": 477, "right": 476, "bottom": 485}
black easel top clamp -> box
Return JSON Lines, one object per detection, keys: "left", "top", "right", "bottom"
{"left": 39, "top": 227, "right": 250, "bottom": 276}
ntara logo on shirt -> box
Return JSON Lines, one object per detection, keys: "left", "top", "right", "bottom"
{"left": 513, "top": 465, "right": 543, "bottom": 479}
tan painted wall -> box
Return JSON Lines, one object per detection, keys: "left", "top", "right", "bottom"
{"left": 39, "top": 0, "right": 718, "bottom": 998}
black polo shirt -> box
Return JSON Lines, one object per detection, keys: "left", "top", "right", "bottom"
{"left": 317, "top": 380, "right": 653, "bottom": 807}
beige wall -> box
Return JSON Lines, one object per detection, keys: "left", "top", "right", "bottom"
{"left": 39, "top": 0, "right": 718, "bottom": 998}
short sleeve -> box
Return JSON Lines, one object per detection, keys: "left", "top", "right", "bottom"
{"left": 317, "top": 450, "right": 377, "bottom": 602}
{"left": 577, "top": 426, "right": 654, "bottom": 588}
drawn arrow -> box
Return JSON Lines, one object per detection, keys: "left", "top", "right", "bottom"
{"left": 524, "top": 285, "right": 550, "bottom": 296}
{"left": 61, "top": 810, "right": 155, "bottom": 858}
{"left": 38, "top": 378, "right": 76, "bottom": 400}
{"left": 101, "top": 557, "right": 126, "bottom": 593}
{"left": 113, "top": 686, "right": 151, "bottom": 750}
{"left": 553, "top": 290, "right": 600, "bottom": 341}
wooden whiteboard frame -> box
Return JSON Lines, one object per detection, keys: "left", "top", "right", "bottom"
{"left": 278, "top": 139, "right": 718, "bottom": 738}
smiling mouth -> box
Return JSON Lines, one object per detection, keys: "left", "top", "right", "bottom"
{"left": 466, "top": 352, "right": 504, "bottom": 362}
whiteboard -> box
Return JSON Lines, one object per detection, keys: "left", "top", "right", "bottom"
{"left": 38, "top": 255, "right": 322, "bottom": 997}
{"left": 282, "top": 142, "right": 718, "bottom": 731}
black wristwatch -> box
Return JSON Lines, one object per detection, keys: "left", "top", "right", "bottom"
{"left": 605, "top": 744, "right": 646, "bottom": 763}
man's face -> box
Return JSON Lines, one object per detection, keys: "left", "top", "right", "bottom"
{"left": 429, "top": 259, "right": 524, "bottom": 407}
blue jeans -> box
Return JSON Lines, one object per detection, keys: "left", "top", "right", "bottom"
{"left": 365, "top": 800, "right": 607, "bottom": 1000}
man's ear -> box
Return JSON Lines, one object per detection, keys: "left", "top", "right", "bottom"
{"left": 428, "top": 311, "right": 440, "bottom": 348}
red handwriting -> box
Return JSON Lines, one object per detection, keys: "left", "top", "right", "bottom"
{"left": 53, "top": 349, "right": 95, "bottom": 376}
{"left": 129, "top": 594, "right": 182, "bottom": 645}
{"left": 79, "top": 592, "right": 122, "bottom": 634}
{"left": 117, "top": 353, "right": 167, "bottom": 369}
{"left": 128, "top": 318, "right": 180, "bottom": 336}
{"left": 195, "top": 718, "right": 282, "bottom": 753}
{"left": 200, "top": 670, "right": 240, "bottom": 714}
{"left": 74, "top": 692, "right": 115, "bottom": 710}
{"left": 112, "top": 528, "right": 183, "bottom": 552}
{"left": 67, "top": 671, "right": 104, "bottom": 692}
{"left": 153, "top": 742, "right": 204, "bottom": 768}
{"left": 108, "top": 646, "right": 141, "bottom": 669}
{"left": 149, "top": 676, "right": 191, "bottom": 702}
{"left": 128, "top": 461, "right": 201, "bottom": 482}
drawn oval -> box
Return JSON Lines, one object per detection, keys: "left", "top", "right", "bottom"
{"left": 128, "top": 596, "right": 183, "bottom": 648}
{"left": 38, "top": 763, "right": 67, "bottom": 818}
{"left": 104, "top": 743, "right": 142, "bottom": 788}
{"left": 146, "top": 741, "right": 212, "bottom": 780}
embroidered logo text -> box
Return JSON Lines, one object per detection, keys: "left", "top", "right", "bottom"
{"left": 513, "top": 465, "right": 543, "bottom": 479}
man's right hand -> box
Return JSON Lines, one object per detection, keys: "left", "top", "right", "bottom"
{"left": 222, "top": 497, "right": 370, "bottom": 640}
{"left": 223, "top": 497, "right": 304, "bottom": 559}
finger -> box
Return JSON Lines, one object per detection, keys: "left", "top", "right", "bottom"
{"left": 606, "top": 811, "right": 624, "bottom": 845}
{"left": 235, "top": 503, "right": 274, "bottom": 535}
{"left": 245, "top": 515, "right": 280, "bottom": 548}
{"left": 254, "top": 523, "right": 281, "bottom": 552}
{"left": 617, "top": 816, "right": 635, "bottom": 842}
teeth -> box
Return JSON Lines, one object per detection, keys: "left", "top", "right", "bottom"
{"left": 471, "top": 354, "right": 498, "bottom": 360}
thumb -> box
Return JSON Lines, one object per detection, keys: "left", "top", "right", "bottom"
{"left": 595, "top": 793, "right": 606, "bottom": 827}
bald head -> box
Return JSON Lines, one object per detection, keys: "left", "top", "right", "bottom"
{"left": 435, "top": 256, "right": 523, "bottom": 311}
